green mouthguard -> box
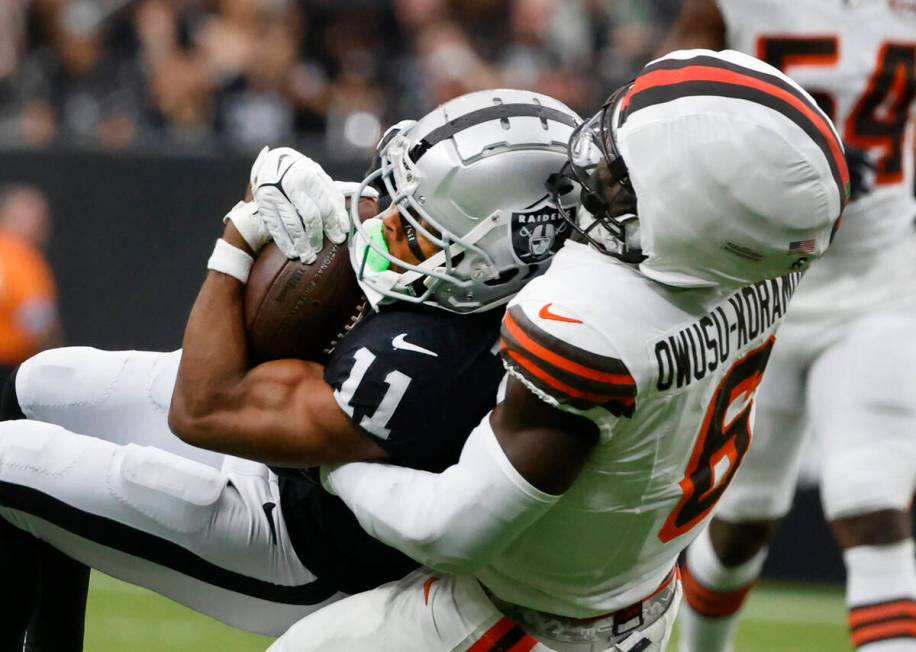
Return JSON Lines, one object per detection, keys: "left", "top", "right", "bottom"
{"left": 364, "top": 219, "right": 391, "bottom": 272}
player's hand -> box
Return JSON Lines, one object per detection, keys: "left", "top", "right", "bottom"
{"left": 844, "top": 144, "right": 876, "bottom": 202}
{"left": 250, "top": 146, "right": 348, "bottom": 264}
{"left": 223, "top": 200, "right": 269, "bottom": 253}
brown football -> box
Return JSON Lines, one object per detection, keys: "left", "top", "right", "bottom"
{"left": 244, "top": 240, "right": 366, "bottom": 364}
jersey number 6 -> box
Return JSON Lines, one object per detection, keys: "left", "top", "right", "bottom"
{"left": 658, "top": 337, "right": 775, "bottom": 543}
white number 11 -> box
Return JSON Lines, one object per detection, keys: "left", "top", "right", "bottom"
{"left": 336, "top": 347, "right": 412, "bottom": 439}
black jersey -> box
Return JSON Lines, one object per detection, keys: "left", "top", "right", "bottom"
{"left": 279, "top": 302, "right": 504, "bottom": 594}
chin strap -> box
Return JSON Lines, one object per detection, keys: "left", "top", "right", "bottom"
{"left": 548, "top": 184, "right": 646, "bottom": 264}
{"left": 398, "top": 211, "right": 429, "bottom": 262}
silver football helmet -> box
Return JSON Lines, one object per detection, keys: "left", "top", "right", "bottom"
{"left": 350, "top": 89, "right": 581, "bottom": 313}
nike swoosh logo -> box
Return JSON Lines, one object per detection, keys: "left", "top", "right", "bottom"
{"left": 263, "top": 502, "right": 278, "bottom": 546}
{"left": 392, "top": 333, "right": 438, "bottom": 357}
{"left": 539, "top": 303, "right": 582, "bottom": 323}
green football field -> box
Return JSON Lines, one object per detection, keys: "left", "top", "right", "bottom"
{"left": 84, "top": 573, "right": 851, "bottom": 651}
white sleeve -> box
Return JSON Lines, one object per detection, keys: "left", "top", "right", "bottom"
{"left": 322, "top": 413, "right": 559, "bottom": 574}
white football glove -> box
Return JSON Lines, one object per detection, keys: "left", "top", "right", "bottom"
{"left": 250, "top": 146, "right": 349, "bottom": 263}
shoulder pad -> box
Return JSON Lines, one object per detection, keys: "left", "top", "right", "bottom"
{"left": 500, "top": 303, "right": 636, "bottom": 417}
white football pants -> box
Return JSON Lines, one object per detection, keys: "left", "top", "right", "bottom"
{"left": 14, "top": 347, "right": 222, "bottom": 467}
{"left": 0, "top": 347, "right": 344, "bottom": 636}
{"left": 269, "top": 570, "right": 682, "bottom": 652}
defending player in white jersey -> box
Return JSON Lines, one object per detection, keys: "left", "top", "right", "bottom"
{"left": 268, "top": 48, "right": 847, "bottom": 652}
{"left": 663, "top": 2, "right": 916, "bottom": 651}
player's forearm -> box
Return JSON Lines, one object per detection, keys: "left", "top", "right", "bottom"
{"left": 324, "top": 415, "right": 559, "bottom": 574}
{"left": 172, "top": 218, "right": 257, "bottom": 434}
{"left": 171, "top": 268, "right": 250, "bottom": 440}
{"left": 174, "top": 350, "right": 387, "bottom": 465}
{"left": 170, "top": 396, "right": 318, "bottom": 465}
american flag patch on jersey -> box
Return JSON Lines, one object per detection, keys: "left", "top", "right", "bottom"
{"left": 788, "top": 239, "right": 816, "bottom": 254}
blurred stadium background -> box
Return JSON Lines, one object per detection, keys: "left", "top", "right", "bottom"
{"left": 0, "top": 0, "right": 675, "bottom": 154}
{"left": 0, "top": 0, "right": 884, "bottom": 648}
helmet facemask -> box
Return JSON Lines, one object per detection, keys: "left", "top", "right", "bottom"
{"left": 350, "top": 140, "right": 505, "bottom": 311}
{"left": 548, "top": 83, "right": 646, "bottom": 264}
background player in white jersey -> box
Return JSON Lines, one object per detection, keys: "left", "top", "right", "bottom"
{"left": 268, "top": 48, "right": 847, "bottom": 652}
{"left": 663, "top": 2, "right": 916, "bottom": 651}
{"left": 0, "top": 90, "right": 581, "bottom": 650}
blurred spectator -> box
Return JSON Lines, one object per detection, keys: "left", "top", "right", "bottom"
{"left": 16, "top": 0, "right": 143, "bottom": 148}
{"left": 0, "top": 0, "right": 679, "bottom": 156}
{"left": 0, "top": 184, "right": 62, "bottom": 385}
{"left": 135, "top": 0, "right": 215, "bottom": 146}
{"left": 0, "top": 1, "right": 28, "bottom": 83}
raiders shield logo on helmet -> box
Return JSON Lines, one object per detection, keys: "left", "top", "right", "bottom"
{"left": 510, "top": 198, "right": 573, "bottom": 264}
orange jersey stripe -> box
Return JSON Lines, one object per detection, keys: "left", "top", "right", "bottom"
{"left": 627, "top": 64, "right": 848, "bottom": 192}
{"left": 849, "top": 600, "right": 916, "bottom": 628}
{"left": 422, "top": 576, "right": 439, "bottom": 605}
{"left": 851, "top": 620, "right": 916, "bottom": 647}
{"left": 466, "top": 617, "right": 517, "bottom": 652}
{"left": 503, "top": 311, "right": 635, "bottom": 386}
{"left": 503, "top": 347, "right": 631, "bottom": 405}
{"left": 646, "top": 567, "right": 680, "bottom": 601}
{"left": 681, "top": 563, "right": 755, "bottom": 618}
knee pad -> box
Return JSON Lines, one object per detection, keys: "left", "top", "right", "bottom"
{"left": 111, "top": 444, "right": 228, "bottom": 535}
{"left": 820, "top": 441, "right": 916, "bottom": 519}
{"left": 11, "top": 348, "right": 201, "bottom": 458}
{"left": 0, "top": 420, "right": 87, "bottom": 479}
{"left": 16, "top": 347, "right": 129, "bottom": 419}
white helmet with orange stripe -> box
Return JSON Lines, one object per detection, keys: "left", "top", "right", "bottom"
{"left": 554, "top": 49, "right": 849, "bottom": 288}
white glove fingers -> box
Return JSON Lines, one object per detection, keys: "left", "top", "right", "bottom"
{"left": 292, "top": 193, "right": 325, "bottom": 254}
{"left": 278, "top": 196, "right": 320, "bottom": 261}
{"left": 250, "top": 146, "right": 270, "bottom": 188}
{"left": 311, "top": 167, "right": 348, "bottom": 244}
{"left": 324, "top": 199, "right": 348, "bottom": 244}
{"left": 300, "top": 165, "right": 348, "bottom": 245}
{"left": 321, "top": 190, "right": 349, "bottom": 245}
{"left": 255, "top": 186, "right": 298, "bottom": 258}
{"left": 251, "top": 149, "right": 345, "bottom": 263}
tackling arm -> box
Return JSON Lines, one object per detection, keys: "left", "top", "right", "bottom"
{"left": 169, "top": 220, "right": 386, "bottom": 467}
{"left": 323, "top": 376, "right": 599, "bottom": 574}
{"left": 656, "top": 0, "right": 726, "bottom": 55}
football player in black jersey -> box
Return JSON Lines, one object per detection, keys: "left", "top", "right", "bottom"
{"left": 0, "top": 89, "right": 580, "bottom": 649}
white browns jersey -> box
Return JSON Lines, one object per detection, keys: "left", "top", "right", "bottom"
{"left": 718, "top": 0, "right": 916, "bottom": 317}
{"left": 481, "top": 242, "right": 802, "bottom": 617}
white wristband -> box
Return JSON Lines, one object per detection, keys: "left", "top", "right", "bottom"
{"left": 207, "top": 238, "right": 254, "bottom": 284}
